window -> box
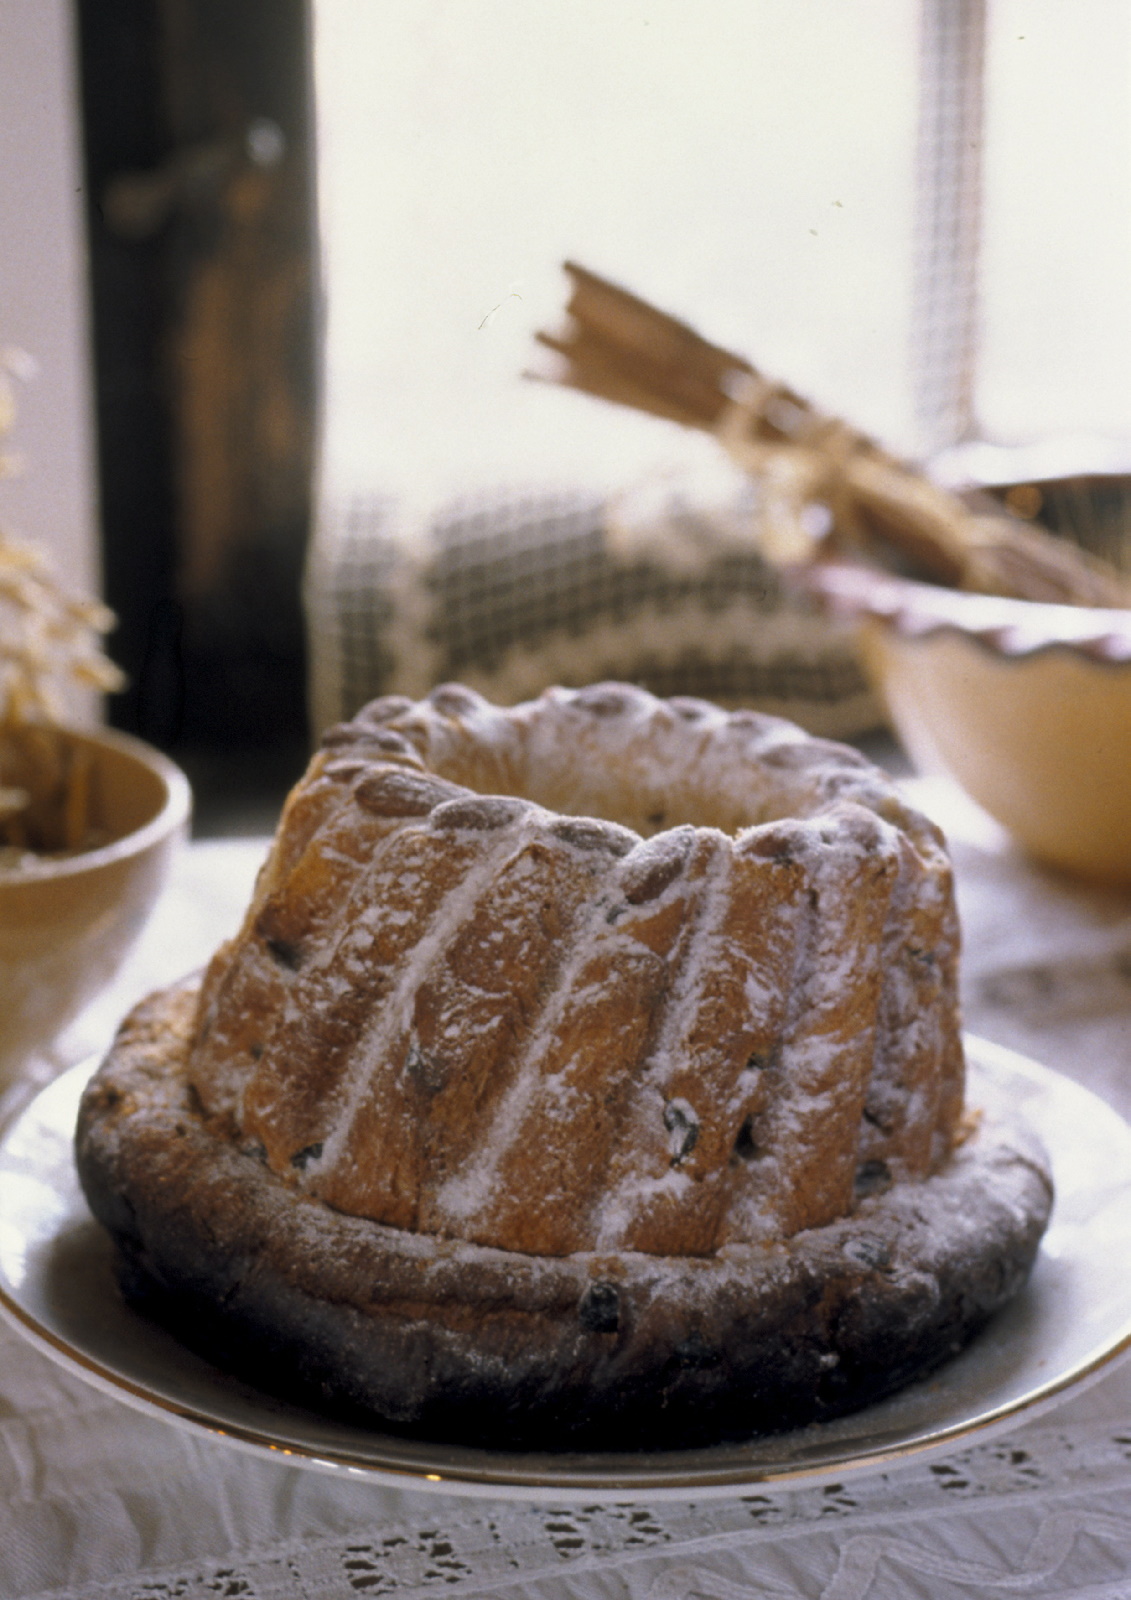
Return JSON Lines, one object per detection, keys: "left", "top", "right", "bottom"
{"left": 978, "top": 0, "right": 1131, "bottom": 445}
{"left": 314, "top": 0, "right": 922, "bottom": 507}
{"left": 314, "top": 0, "right": 1131, "bottom": 513}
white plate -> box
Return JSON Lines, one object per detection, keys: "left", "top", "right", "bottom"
{"left": 0, "top": 1037, "right": 1129, "bottom": 1502}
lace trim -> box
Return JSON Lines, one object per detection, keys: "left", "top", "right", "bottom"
{"left": 23, "top": 1416, "right": 1131, "bottom": 1600}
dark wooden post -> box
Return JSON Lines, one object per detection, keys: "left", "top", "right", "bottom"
{"left": 77, "top": 0, "right": 318, "bottom": 751}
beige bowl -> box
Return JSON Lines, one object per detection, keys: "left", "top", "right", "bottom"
{"left": 807, "top": 564, "right": 1131, "bottom": 887}
{"left": 0, "top": 726, "right": 191, "bottom": 1086}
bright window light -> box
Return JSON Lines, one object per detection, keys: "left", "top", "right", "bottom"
{"left": 313, "top": 0, "right": 1131, "bottom": 511}
{"left": 313, "top": 0, "right": 919, "bottom": 507}
{"left": 979, "top": 0, "right": 1131, "bottom": 445}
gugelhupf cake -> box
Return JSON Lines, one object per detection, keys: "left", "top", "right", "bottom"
{"left": 75, "top": 683, "right": 1052, "bottom": 1448}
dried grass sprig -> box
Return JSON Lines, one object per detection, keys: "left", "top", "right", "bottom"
{"left": 0, "top": 350, "right": 126, "bottom": 859}
{"left": 0, "top": 534, "right": 124, "bottom": 732}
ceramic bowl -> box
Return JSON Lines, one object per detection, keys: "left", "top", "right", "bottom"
{"left": 0, "top": 725, "right": 191, "bottom": 1086}
{"left": 806, "top": 564, "right": 1131, "bottom": 887}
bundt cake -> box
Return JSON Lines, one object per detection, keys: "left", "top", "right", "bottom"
{"left": 75, "top": 682, "right": 1053, "bottom": 1449}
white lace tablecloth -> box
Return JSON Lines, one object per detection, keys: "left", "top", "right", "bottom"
{"left": 4, "top": 786, "right": 1131, "bottom": 1600}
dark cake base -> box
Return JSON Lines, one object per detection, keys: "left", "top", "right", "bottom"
{"left": 74, "top": 979, "right": 1054, "bottom": 1451}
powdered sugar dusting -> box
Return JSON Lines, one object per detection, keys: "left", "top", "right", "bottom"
{"left": 188, "top": 680, "right": 964, "bottom": 1259}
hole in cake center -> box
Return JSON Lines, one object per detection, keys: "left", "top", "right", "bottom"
{"left": 443, "top": 760, "right": 789, "bottom": 840}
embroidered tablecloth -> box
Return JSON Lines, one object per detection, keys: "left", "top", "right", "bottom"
{"left": 3, "top": 780, "right": 1131, "bottom": 1600}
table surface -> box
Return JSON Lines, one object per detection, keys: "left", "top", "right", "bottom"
{"left": 3, "top": 780, "right": 1131, "bottom": 1600}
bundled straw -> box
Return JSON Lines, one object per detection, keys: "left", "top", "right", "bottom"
{"left": 534, "top": 263, "right": 1131, "bottom": 608}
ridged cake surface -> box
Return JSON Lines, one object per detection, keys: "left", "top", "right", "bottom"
{"left": 187, "top": 682, "right": 963, "bottom": 1259}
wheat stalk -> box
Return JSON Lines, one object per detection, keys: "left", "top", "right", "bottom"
{"left": 0, "top": 349, "right": 125, "bottom": 858}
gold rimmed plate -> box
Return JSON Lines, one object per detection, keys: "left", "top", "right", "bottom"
{"left": 0, "top": 1038, "right": 1129, "bottom": 1502}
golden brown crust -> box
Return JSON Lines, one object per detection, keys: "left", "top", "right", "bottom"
{"left": 183, "top": 682, "right": 965, "bottom": 1259}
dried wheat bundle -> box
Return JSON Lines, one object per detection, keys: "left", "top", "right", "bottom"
{"left": 0, "top": 351, "right": 125, "bottom": 857}
{"left": 0, "top": 535, "right": 125, "bottom": 855}
{"left": 534, "top": 263, "right": 1131, "bottom": 609}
